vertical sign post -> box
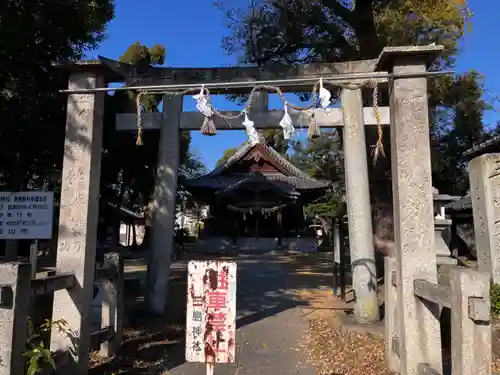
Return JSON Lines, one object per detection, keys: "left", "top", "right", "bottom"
{"left": 185, "top": 260, "right": 237, "bottom": 374}
{"left": 30, "top": 239, "right": 39, "bottom": 279}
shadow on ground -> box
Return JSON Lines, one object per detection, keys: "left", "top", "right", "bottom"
{"left": 89, "top": 251, "right": 340, "bottom": 374}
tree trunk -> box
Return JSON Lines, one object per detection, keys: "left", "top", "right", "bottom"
{"left": 352, "top": 1, "right": 381, "bottom": 58}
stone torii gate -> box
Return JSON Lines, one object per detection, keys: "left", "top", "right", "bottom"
{"left": 52, "top": 45, "right": 444, "bottom": 372}
{"left": 110, "top": 58, "right": 388, "bottom": 323}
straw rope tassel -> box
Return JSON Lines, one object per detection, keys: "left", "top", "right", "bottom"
{"left": 135, "top": 92, "right": 145, "bottom": 146}
{"left": 370, "top": 82, "right": 385, "bottom": 165}
{"left": 199, "top": 88, "right": 217, "bottom": 136}
{"left": 200, "top": 116, "right": 217, "bottom": 136}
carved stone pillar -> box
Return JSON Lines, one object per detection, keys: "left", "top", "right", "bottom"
{"left": 377, "top": 45, "right": 444, "bottom": 375}
{"left": 468, "top": 153, "right": 500, "bottom": 283}
{"left": 51, "top": 71, "right": 104, "bottom": 373}
{"left": 147, "top": 95, "right": 182, "bottom": 314}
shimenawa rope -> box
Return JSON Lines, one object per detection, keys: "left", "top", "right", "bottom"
{"left": 134, "top": 78, "right": 384, "bottom": 163}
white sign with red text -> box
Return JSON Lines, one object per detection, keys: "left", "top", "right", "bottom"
{"left": 185, "top": 260, "right": 237, "bottom": 364}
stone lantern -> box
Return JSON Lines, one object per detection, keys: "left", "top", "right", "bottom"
{"left": 432, "top": 187, "right": 460, "bottom": 265}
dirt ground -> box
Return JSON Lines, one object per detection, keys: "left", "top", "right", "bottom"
{"left": 88, "top": 252, "right": 500, "bottom": 375}
{"left": 88, "top": 254, "right": 239, "bottom": 374}
{"left": 280, "top": 252, "right": 389, "bottom": 375}
{"left": 89, "top": 270, "right": 188, "bottom": 375}
{"left": 283, "top": 252, "right": 500, "bottom": 375}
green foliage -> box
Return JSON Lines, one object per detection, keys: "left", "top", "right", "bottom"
{"left": 430, "top": 71, "right": 498, "bottom": 194}
{"left": 0, "top": 0, "right": 114, "bottom": 190}
{"left": 101, "top": 41, "right": 205, "bottom": 226}
{"left": 261, "top": 129, "right": 288, "bottom": 154}
{"left": 24, "top": 318, "right": 68, "bottom": 375}
{"left": 303, "top": 189, "right": 345, "bottom": 220}
{"left": 290, "top": 131, "right": 343, "bottom": 180}
{"left": 119, "top": 41, "right": 166, "bottom": 67}
{"left": 217, "top": 0, "right": 470, "bottom": 64}
{"left": 491, "top": 283, "right": 500, "bottom": 317}
{"left": 117, "top": 42, "right": 167, "bottom": 112}
{"left": 290, "top": 131, "right": 345, "bottom": 221}
{"left": 216, "top": 147, "right": 240, "bottom": 167}
{"left": 216, "top": 0, "right": 492, "bottom": 197}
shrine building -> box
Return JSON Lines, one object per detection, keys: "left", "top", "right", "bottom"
{"left": 183, "top": 141, "right": 331, "bottom": 252}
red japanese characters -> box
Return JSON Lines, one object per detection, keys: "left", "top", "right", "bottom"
{"left": 186, "top": 261, "right": 236, "bottom": 364}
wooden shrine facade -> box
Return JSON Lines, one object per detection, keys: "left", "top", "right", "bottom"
{"left": 184, "top": 142, "right": 330, "bottom": 242}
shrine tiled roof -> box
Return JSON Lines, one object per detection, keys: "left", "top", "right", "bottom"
{"left": 207, "top": 142, "right": 313, "bottom": 179}
{"left": 217, "top": 176, "right": 300, "bottom": 197}
{"left": 185, "top": 142, "right": 331, "bottom": 191}
{"left": 186, "top": 174, "right": 330, "bottom": 190}
{"left": 443, "top": 188, "right": 471, "bottom": 212}
{"left": 444, "top": 195, "right": 472, "bottom": 212}
{"left": 463, "top": 135, "right": 500, "bottom": 159}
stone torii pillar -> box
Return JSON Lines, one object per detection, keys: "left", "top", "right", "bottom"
{"left": 377, "top": 45, "right": 444, "bottom": 375}
{"left": 146, "top": 94, "right": 182, "bottom": 314}
{"left": 341, "top": 86, "right": 379, "bottom": 323}
{"left": 51, "top": 70, "right": 105, "bottom": 373}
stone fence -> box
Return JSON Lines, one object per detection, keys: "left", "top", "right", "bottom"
{"left": 385, "top": 256, "right": 491, "bottom": 375}
{"left": 0, "top": 252, "right": 124, "bottom": 375}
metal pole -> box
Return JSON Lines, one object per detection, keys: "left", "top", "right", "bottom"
{"left": 59, "top": 70, "right": 454, "bottom": 94}
{"left": 30, "top": 239, "right": 39, "bottom": 280}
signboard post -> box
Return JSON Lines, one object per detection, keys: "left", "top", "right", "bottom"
{"left": 185, "top": 260, "right": 237, "bottom": 374}
{"left": 0, "top": 192, "right": 54, "bottom": 240}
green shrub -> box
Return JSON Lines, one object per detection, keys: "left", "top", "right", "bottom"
{"left": 490, "top": 283, "right": 500, "bottom": 317}
{"left": 24, "top": 318, "right": 68, "bottom": 375}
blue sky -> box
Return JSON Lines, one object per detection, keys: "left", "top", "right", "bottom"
{"left": 94, "top": 0, "right": 500, "bottom": 171}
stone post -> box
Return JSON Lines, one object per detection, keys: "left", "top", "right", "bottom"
{"left": 30, "top": 239, "right": 39, "bottom": 279}
{"left": 434, "top": 218, "right": 457, "bottom": 265}
{"left": 450, "top": 268, "right": 491, "bottom": 375}
{"left": 51, "top": 71, "right": 104, "bottom": 373}
{"left": 147, "top": 95, "right": 182, "bottom": 314}
{"left": 384, "top": 256, "right": 400, "bottom": 373}
{"left": 468, "top": 153, "right": 500, "bottom": 283}
{"left": 100, "top": 252, "right": 124, "bottom": 357}
{"left": 376, "top": 45, "right": 444, "bottom": 375}
{"left": 0, "top": 263, "right": 31, "bottom": 375}
{"left": 341, "top": 87, "right": 379, "bottom": 323}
